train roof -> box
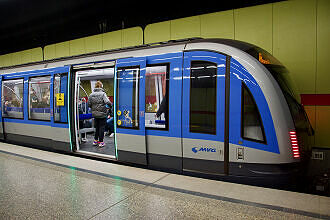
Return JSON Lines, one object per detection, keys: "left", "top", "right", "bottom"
{"left": 188, "top": 38, "right": 262, "bottom": 53}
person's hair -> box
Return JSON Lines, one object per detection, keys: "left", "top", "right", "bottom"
{"left": 95, "top": 81, "right": 103, "bottom": 88}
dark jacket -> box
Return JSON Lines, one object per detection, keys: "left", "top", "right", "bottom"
{"left": 88, "top": 88, "right": 111, "bottom": 118}
{"left": 156, "top": 94, "right": 167, "bottom": 118}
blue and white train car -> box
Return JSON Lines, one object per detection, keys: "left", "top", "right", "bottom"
{"left": 0, "top": 39, "right": 312, "bottom": 185}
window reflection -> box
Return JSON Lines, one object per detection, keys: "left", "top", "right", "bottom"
{"left": 117, "top": 68, "right": 139, "bottom": 128}
{"left": 29, "top": 76, "right": 51, "bottom": 121}
{"left": 2, "top": 79, "right": 24, "bottom": 119}
{"left": 190, "top": 61, "right": 217, "bottom": 134}
{"left": 54, "top": 74, "right": 68, "bottom": 123}
{"left": 145, "top": 65, "right": 168, "bottom": 129}
{"left": 242, "top": 83, "right": 265, "bottom": 142}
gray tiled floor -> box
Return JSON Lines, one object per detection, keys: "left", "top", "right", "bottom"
{"left": 0, "top": 152, "right": 322, "bottom": 219}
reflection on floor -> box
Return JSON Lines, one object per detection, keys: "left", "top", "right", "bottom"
{"left": 79, "top": 133, "right": 115, "bottom": 156}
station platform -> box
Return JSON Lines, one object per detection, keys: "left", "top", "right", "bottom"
{"left": 0, "top": 142, "right": 329, "bottom": 219}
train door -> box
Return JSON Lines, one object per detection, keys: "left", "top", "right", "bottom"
{"left": 115, "top": 57, "right": 147, "bottom": 165}
{"left": 0, "top": 75, "right": 4, "bottom": 140}
{"left": 73, "top": 63, "right": 116, "bottom": 158}
{"left": 182, "top": 51, "right": 229, "bottom": 175}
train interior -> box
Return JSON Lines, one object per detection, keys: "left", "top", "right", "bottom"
{"left": 75, "top": 67, "right": 115, "bottom": 158}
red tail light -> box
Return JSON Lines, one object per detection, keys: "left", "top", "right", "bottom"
{"left": 289, "top": 131, "right": 300, "bottom": 158}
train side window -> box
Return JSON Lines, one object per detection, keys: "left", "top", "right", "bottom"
{"left": 241, "top": 83, "right": 266, "bottom": 143}
{"left": 28, "top": 76, "right": 51, "bottom": 121}
{"left": 189, "top": 61, "right": 217, "bottom": 134}
{"left": 145, "top": 65, "right": 168, "bottom": 129}
{"left": 2, "top": 79, "right": 24, "bottom": 119}
{"left": 54, "top": 73, "right": 68, "bottom": 123}
{"left": 116, "top": 67, "right": 139, "bottom": 128}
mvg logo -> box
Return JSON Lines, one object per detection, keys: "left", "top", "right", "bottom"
{"left": 192, "top": 147, "right": 216, "bottom": 153}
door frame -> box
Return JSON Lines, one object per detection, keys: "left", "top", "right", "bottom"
{"left": 115, "top": 57, "right": 147, "bottom": 165}
{"left": 182, "top": 50, "right": 230, "bottom": 175}
{"left": 70, "top": 62, "right": 116, "bottom": 158}
{"left": 224, "top": 56, "right": 231, "bottom": 175}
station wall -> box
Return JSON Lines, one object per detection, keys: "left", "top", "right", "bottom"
{"left": 0, "top": 0, "right": 329, "bottom": 151}
{"left": 43, "top": 27, "right": 143, "bottom": 60}
{"left": 0, "top": 48, "right": 43, "bottom": 67}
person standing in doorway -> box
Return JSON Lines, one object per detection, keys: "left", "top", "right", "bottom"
{"left": 88, "top": 81, "right": 111, "bottom": 148}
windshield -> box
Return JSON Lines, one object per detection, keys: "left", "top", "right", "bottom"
{"left": 265, "top": 65, "right": 313, "bottom": 133}
{"left": 245, "top": 47, "right": 313, "bottom": 134}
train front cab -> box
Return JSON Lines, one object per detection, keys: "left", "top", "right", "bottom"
{"left": 181, "top": 49, "right": 289, "bottom": 182}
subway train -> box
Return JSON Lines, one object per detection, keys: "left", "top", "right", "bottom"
{"left": 0, "top": 38, "right": 313, "bottom": 185}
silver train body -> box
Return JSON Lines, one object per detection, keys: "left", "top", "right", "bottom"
{"left": 0, "top": 39, "right": 312, "bottom": 185}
